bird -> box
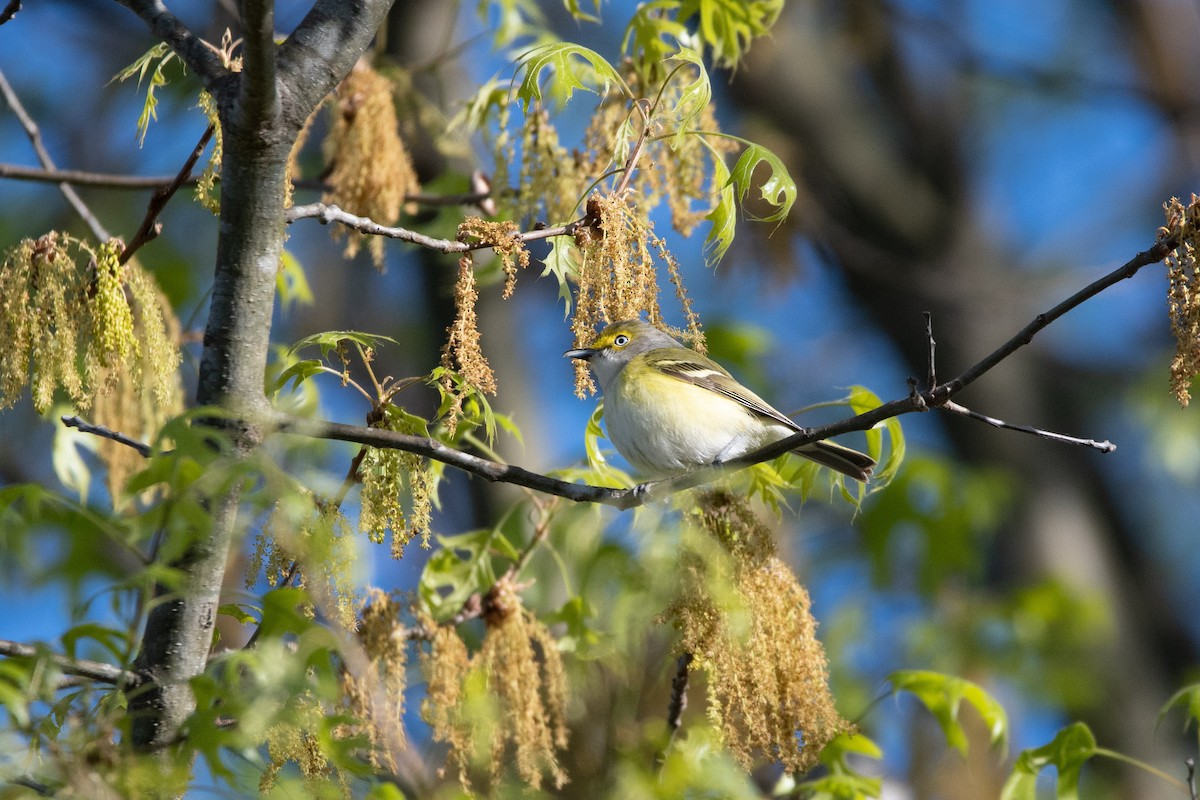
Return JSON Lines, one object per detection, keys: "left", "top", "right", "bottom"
{"left": 564, "top": 319, "right": 876, "bottom": 482}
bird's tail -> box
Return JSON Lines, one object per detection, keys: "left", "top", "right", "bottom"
{"left": 794, "top": 440, "right": 876, "bottom": 482}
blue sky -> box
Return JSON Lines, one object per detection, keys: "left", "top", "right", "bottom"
{"left": 1, "top": 0, "right": 1198, "bottom": 791}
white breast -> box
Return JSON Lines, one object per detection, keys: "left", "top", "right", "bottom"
{"left": 604, "top": 368, "right": 791, "bottom": 476}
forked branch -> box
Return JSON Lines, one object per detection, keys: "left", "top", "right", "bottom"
{"left": 278, "top": 233, "right": 1178, "bottom": 507}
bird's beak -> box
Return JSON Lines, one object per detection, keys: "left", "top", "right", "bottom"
{"left": 563, "top": 347, "right": 596, "bottom": 361}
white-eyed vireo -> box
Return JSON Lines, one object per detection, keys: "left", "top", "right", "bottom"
{"left": 564, "top": 319, "right": 875, "bottom": 481}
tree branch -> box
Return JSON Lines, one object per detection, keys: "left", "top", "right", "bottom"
{"left": 275, "top": 413, "right": 642, "bottom": 507}
{"left": 276, "top": 0, "right": 395, "bottom": 124}
{"left": 0, "top": 68, "right": 110, "bottom": 241}
{"left": 0, "top": 163, "right": 186, "bottom": 188}
{"left": 666, "top": 652, "right": 693, "bottom": 735}
{"left": 114, "top": 0, "right": 229, "bottom": 89}
{"left": 276, "top": 233, "right": 1176, "bottom": 507}
{"left": 119, "top": 125, "right": 215, "bottom": 265}
{"left": 236, "top": 0, "right": 278, "bottom": 129}
{"left": 0, "top": 639, "right": 141, "bottom": 686}
{"left": 285, "top": 202, "right": 584, "bottom": 253}
{"left": 0, "top": 0, "right": 19, "bottom": 26}
{"left": 940, "top": 400, "right": 1115, "bottom": 451}
{"left": 940, "top": 235, "right": 1177, "bottom": 397}
{"left": 61, "top": 415, "right": 152, "bottom": 457}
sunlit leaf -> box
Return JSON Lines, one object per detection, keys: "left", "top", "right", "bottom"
{"left": 663, "top": 48, "right": 711, "bottom": 145}
{"left": 891, "top": 670, "right": 1009, "bottom": 755}
{"left": 542, "top": 236, "right": 581, "bottom": 316}
{"left": 276, "top": 249, "right": 313, "bottom": 313}
{"left": 110, "top": 42, "right": 180, "bottom": 146}
{"left": 809, "top": 728, "right": 887, "bottom": 797}
{"left": 623, "top": 0, "right": 782, "bottom": 74}
{"left": 728, "top": 141, "right": 796, "bottom": 224}
{"left": 285, "top": 330, "right": 399, "bottom": 360}
{"left": 1000, "top": 723, "right": 1097, "bottom": 800}
{"left": 562, "top": 0, "right": 600, "bottom": 23}
{"left": 702, "top": 141, "right": 736, "bottom": 264}
{"left": 846, "top": 385, "right": 905, "bottom": 487}
{"left": 515, "top": 43, "right": 633, "bottom": 109}
{"left": 217, "top": 603, "right": 257, "bottom": 626}
{"left": 1159, "top": 683, "right": 1200, "bottom": 734}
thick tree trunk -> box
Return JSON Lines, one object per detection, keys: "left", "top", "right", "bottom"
{"left": 121, "top": 0, "right": 396, "bottom": 754}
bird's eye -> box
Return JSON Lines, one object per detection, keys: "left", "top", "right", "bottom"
{"left": 613, "top": 334, "right": 630, "bottom": 346}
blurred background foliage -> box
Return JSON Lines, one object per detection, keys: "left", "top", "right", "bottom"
{"left": 1, "top": 0, "right": 1199, "bottom": 797}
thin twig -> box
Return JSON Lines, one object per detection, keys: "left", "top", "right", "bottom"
{"left": 0, "top": 163, "right": 185, "bottom": 188}
{"left": 9, "top": 777, "right": 52, "bottom": 797}
{"left": 924, "top": 310, "right": 937, "bottom": 389}
{"left": 397, "top": 593, "right": 484, "bottom": 642}
{"left": 0, "top": 639, "right": 141, "bottom": 686}
{"left": 511, "top": 499, "right": 556, "bottom": 577}
{"left": 941, "top": 400, "right": 1116, "bottom": 452}
{"left": 407, "top": 190, "right": 493, "bottom": 208}
{"left": 61, "top": 415, "right": 152, "bottom": 457}
{"left": 1187, "top": 757, "right": 1197, "bottom": 800}
{"left": 612, "top": 99, "right": 653, "bottom": 198}
{"left": 285, "top": 202, "right": 585, "bottom": 252}
{"left": 119, "top": 124, "right": 215, "bottom": 265}
{"left": 0, "top": 68, "right": 110, "bottom": 241}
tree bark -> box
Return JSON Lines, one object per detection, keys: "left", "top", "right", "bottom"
{"left": 120, "top": 0, "right": 395, "bottom": 753}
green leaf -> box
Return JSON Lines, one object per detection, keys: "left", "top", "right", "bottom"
{"left": 663, "top": 48, "right": 712, "bottom": 144}
{"left": 217, "top": 603, "right": 258, "bottom": 626}
{"left": 255, "top": 588, "right": 316, "bottom": 642}
{"left": 110, "top": 42, "right": 179, "bottom": 146}
{"left": 272, "top": 359, "right": 325, "bottom": 396}
{"left": 277, "top": 249, "right": 313, "bottom": 312}
{"left": 1159, "top": 683, "right": 1200, "bottom": 733}
{"left": 542, "top": 236, "right": 581, "bottom": 315}
{"left": 420, "top": 523, "right": 519, "bottom": 620}
{"left": 581, "top": 402, "right": 635, "bottom": 488}
{"left": 1000, "top": 723, "right": 1097, "bottom": 800}
{"left": 545, "top": 595, "right": 601, "bottom": 656}
{"left": 728, "top": 141, "right": 796, "bottom": 224}
{"left": 514, "top": 43, "right": 633, "bottom": 109}
{"left": 846, "top": 385, "right": 905, "bottom": 487}
{"left": 366, "top": 783, "right": 407, "bottom": 800}
{"left": 562, "top": 0, "right": 600, "bottom": 23}
{"left": 800, "top": 732, "right": 884, "bottom": 799}
{"left": 623, "top": 1, "right": 689, "bottom": 78}
{"left": 623, "top": 0, "right": 782, "bottom": 73}
{"left": 450, "top": 78, "right": 512, "bottom": 134}
{"left": 820, "top": 731, "right": 884, "bottom": 765}
{"left": 61, "top": 622, "right": 130, "bottom": 663}
{"left": 0, "top": 661, "right": 32, "bottom": 727}
{"left": 702, "top": 141, "right": 736, "bottom": 264}
{"left": 285, "top": 330, "right": 399, "bottom": 360}
{"left": 800, "top": 773, "right": 883, "bottom": 800}
{"left": 890, "top": 670, "right": 1009, "bottom": 755}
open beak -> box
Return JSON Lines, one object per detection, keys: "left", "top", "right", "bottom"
{"left": 563, "top": 347, "right": 596, "bottom": 361}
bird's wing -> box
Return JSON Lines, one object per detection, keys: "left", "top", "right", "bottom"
{"left": 654, "top": 356, "right": 802, "bottom": 432}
